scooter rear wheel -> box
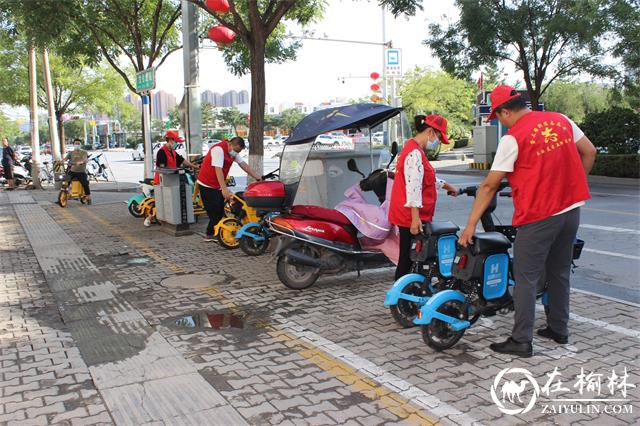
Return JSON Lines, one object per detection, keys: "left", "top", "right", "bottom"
{"left": 422, "top": 300, "right": 467, "bottom": 351}
{"left": 217, "top": 219, "right": 242, "bottom": 249}
{"left": 390, "top": 280, "right": 431, "bottom": 328}
{"left": 239, "top": 226, "right": 270, "bottom": 256}
{"left": 276, "top": 246, "right": 320, "bottom": 290}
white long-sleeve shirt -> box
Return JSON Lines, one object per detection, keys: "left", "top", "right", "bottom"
{"left": 404, "top": 149, "right": 445, "bottom": 208}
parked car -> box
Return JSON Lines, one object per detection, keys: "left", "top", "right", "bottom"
{"left": 132, "top": 143, "right": 144, "bottom": 161}
{"left": 314, "top": 134, "right": 339, "bottom": 147}
{"left": 371, "top": 131, "right": 384, "bottom": 144}
{"left": 17, "top": 146, "right": 32, "bottom": 156}
{"left": 263, "top": 136, "right": 277, "bottom": 147}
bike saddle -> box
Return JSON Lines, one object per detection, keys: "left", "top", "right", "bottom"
{"left": 139, "top": 178, "right": 154, "bottom": 185}
{"left": 423, "top": 221, "right": 459, "bottom": 236}
{"left": 471, "top": 232, "right": 512, "bottom": 254}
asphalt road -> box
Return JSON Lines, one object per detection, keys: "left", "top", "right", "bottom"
{"left": 98, "top": 149, "right": 640, "bottom": 305}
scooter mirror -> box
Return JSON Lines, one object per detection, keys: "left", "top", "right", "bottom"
{"left": 391, "top": 141, "right": 398, "bottom": 156}
{"left": 347, "top": 159, "right": 365, "bottom": 177}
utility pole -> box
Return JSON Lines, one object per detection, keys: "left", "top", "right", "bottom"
{"left": 42, "top": 49, "right": 60, "bottom": 162}
{"left": 142, "top": 94, "right": 153, "bottom": 179}
{"left": 181, "top": 0, "right": 202, "bottom": 160}
{"left": 42, "top": 48, "right": 64, "bottom": 188}
{"left": 28, "top": 47, "right": 42, "bottom": 190}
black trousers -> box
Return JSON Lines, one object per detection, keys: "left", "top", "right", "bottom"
{"left": 395, "top": 226, "right": 414, "bottom": 280}
{"left": 69, "top": 172, "right": 90, "bottom": 195}
{"left": 200, "top": 185, "right": 225, "bottom": 236}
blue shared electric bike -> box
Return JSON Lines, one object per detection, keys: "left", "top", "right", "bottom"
{"left": 385, "top": 183, "right": 514, "bottom": 327}
{"left": 413, "top": 188, "right": 584, "bottom": 351}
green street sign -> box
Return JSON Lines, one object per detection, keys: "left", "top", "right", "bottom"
{"left": 136, "top": 68, "right": 156, "bottom": 92}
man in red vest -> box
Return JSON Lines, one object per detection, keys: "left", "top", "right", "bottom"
{"left": 459, "top": 85, "right": 597, "bottom": 357}
{"left": 198, "top": 137, "right": 262, "bottom": 241}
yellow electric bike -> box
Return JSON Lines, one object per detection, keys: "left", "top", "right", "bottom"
{"left": 57, "top": 170, "right": 89, "bottom": 207}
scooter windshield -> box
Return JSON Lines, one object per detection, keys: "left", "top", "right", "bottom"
{"left": 279, "top": 141, "right": 313, "bottom": 185}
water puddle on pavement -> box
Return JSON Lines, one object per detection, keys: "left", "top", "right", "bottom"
{"left": 174, "top": 312, "right": 246, "bottom": 330}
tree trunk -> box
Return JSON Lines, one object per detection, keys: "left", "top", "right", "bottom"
{"left": 248, "top": 41, "right": 266, "bottom": 178}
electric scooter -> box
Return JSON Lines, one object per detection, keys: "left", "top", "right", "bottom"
{"left": 384, "top": 183, "right": 511, "bottom": 327}
{"left": 414, "top": 187, "right": 585, "bottom": 351}
{"left": 269, "top": 146, "right": 398, "bottom": 290}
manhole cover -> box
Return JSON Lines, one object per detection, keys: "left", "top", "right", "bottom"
{"left": 160, "top": 274, "right": 226, "bottom": 289}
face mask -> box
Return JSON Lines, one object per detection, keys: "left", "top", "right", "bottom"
{"left": 229, "top": 150, "right": 238, "bottom": 158}
{"left": 426, "top": 138, "right": 440, "bottom": 151}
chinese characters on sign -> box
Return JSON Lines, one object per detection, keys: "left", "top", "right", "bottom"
{"left": 136, "top": 68, "right": 156, "bottom": 93}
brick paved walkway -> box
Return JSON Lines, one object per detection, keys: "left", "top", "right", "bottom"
{"left": 1, "top": 192, "right": 638, "bottom": 425}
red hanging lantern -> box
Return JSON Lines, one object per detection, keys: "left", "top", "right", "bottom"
{"left": 205, "top": 0, "right": 230, "bottom": 13}
{"left": 370, "top": 72, "right": 380, "bottom": 80}
{"left": 370, "top": 83, "right": 380, "bottom": 91}
{"left": 208, "top": 25, "right": 236, "bottom": 44}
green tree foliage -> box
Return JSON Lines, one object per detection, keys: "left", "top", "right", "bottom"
{"left": 168, "top": 106, "right": 181, "bottom": 129}
{"left": 280, "top": 108, "right": 305, "bottom": 133}
{"left": 608, "top": 0, "right": 640, "bottom": 108}
{"left": 0, "top": 112, "right": 22, "bottom": 142}
{"left": 215, "top": 108, "right": 247, "bottom": 136}
{"left": 61, "top": 0, "right": 183, "bottom": 94}
{"left": 581, "top": 107, "right": 640, "bottom": 154}
{"left": 398, "top": 68, "right": 475, "bottom": 143}
{"left": 264, "top": 114, "right": 284, "bottom": 133}
{"left": 191, "top": 0, "right": 325, "bottom": 172}
{"left": 541, "top": 81, "right": 613, "bottom": 124}
{"left": 426, "top": 0, "right": 612, "bottom": 109}
{"left": 201, "top": 102, "right": 216, "bottom": 130}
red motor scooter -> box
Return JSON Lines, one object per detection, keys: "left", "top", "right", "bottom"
{"left": 268, "top": 153, "right": 398, "bottom": 290}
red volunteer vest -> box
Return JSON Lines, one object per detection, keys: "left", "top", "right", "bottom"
{"left": 153, "top": 144, "right": 177, "bottom": 184}
{"left": 198, "top": 140, "right": 234, "bottom": 189}
{"left": 388, "top": 139, "right": 437, "bottom": 227}
{"left": 506, "top": 111, "right": 590, "bottom": 226}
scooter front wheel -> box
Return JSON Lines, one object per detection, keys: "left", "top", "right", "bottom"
{"left": 276, "top": 252, "right": 320, "bottom": 290}
{"left": 57, "top": 191, "right": 68, "bottom": 207}
{"left": 390, "top": 280, "right": 431, "bottom": 328}
{"left": 239, "top": 225, "right": 270, "bottom": 256}
{"left": 128, "top": 201, "right": 144, "bottom": 218}
{"left": 217, "top": 219, "right": 242, "bottom": 249}
{"left": 421, "top": 299, "right": 467, "bottom": 351}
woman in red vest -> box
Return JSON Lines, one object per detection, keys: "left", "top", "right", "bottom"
{"left": 388, "top": 114, "right": 458, "bottom": 280}
{"left": 153, "top": 130, "right": 197, "bottom": 185}
{"left": 145, "top": 131, "right": 197, "bottom": 227}
{"left": 198, "top": 137, "right": 262, "bottom": 241}
{"left": 458, "top": 85, "right": 596, "bottom": 357}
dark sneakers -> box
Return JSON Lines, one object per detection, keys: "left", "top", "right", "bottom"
{"left": 490, "top": 337, "right": 533, "bottom": 358}
{"left": 537, "top": 326, "right": 569, "bottom": 344}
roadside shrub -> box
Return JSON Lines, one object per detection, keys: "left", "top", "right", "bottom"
{"left": 590, "top": 154, "right": 639, "bottom": 178}
{"left": 581, "top": 107, "right": 640, "bottom": 154}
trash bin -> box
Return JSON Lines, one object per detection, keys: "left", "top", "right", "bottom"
{"left": 155, "top": 168, "right": 194, "bottom": 235}
{"left": 294, "top": 147, "right": 385, "bottom": 208}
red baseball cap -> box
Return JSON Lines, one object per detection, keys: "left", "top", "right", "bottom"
{"left": 424, "top": 114, "right": 450, "bottom": 145}
{"left": 165, "top": 130, "right": 184, "bottom": 142}
{"left": 487, "top": 85, "right": 521, "bottom": 121}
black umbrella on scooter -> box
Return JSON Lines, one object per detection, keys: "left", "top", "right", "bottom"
{"left": 284, "top": 103, "right": 402, "bottom": 145}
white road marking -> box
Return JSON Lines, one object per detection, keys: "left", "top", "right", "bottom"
{"left": 582, "top": 248, "right": 640, "bottom": 261}
{"left": 569, "top": 313, "right": 640, "bottom": 340}
{"left": 534, "top": 305, "right": 640, "bottom": 339}
{"left": 274, "top": 316, "right": 483, "bottom": 426}
{"left": 572, "top": 288, "right": 640, "bottom": 308}
{"left": 590, "top": 191, "right": 640, "bottom": 198}
{"left": 583, "top": 207, "right": 640, "bottom": 217}
{"left": 580, "top": 224, "right": 640, "bottom": 235}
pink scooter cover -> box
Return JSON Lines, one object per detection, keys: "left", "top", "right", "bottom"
{"left": 335, "top": 178, "right": 400, "bottom": 265}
